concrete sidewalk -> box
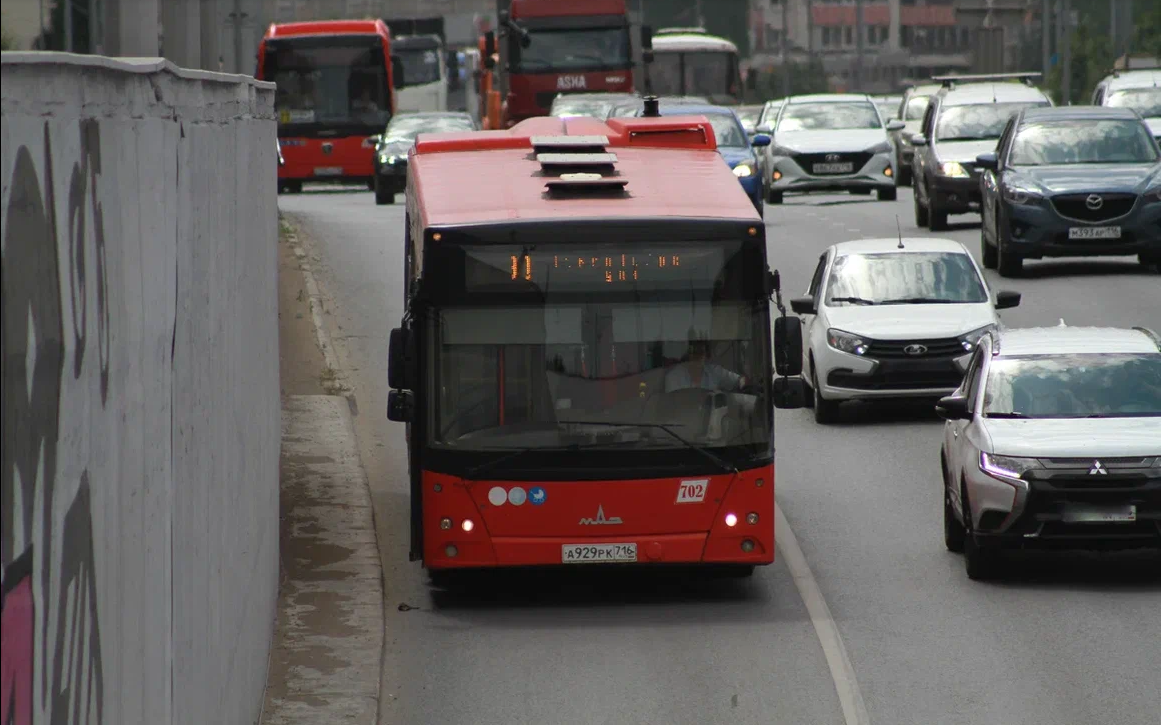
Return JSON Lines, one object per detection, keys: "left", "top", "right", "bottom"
{"left": 261, "top": 395, "right": 384, "bottom": 724}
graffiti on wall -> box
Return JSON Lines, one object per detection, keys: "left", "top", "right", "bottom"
{"left": 2, "top": 121, "right": 107, "bottom": 725}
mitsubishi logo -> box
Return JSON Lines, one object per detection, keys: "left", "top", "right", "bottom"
{"left": 825, "top": 153, "right": 841, "bottom": 162}
{"left": 903, "top": 344, "right": 928, "bottom": 355}
{"left": 1085, "top": 194, "right": 1103, "bottom": 210}
{"left": 321, "top": 142, "right": 333, "bottom": 155}
{"left": 1088, "top": 460, "right": 1108, "bottom": 475}
{"left": 579, "top": 505, "right": 622, "bottom": 525}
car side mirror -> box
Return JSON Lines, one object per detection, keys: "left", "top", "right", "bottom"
{"left": 789, "top": 296, "right": 815, "bottom": 315}
{"left": 772, "top": 376, "right": 806, "bottom": 409}
{"left": 935, "top": 394, "right": 971, "bottom": 421}
{"left": 387, "top": 390, "right": 413, "bottom": 423}
{"left": 886, "top": 119, "right": 906, "bottom": 132}
{"left": 751, "top": 133, "right": 771, "bottom": 147}
{"left": 975, "top": 152, "right": 999, "bottom": 171}
{"left": 994, "top": 290, "right": 1021, "bottom": 309}
{"left": 911, "top": 134, "right": 927, "bottom": 147}
{"left": 774, "top": 315, "right": 803, "bottom": 377}
{"left": 388, "top": 326, "right": 416, "bottom": 390}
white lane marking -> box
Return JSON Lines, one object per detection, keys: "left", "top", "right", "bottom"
{"left": 287, "top": 220, "right": 342, "bottom": 374}
{"left": 776, "top": 503, "right": 871, "bottom": 725}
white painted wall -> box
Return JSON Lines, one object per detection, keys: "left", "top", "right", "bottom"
{"left": 1, "top": 53, "right": 279, "bottom": 725}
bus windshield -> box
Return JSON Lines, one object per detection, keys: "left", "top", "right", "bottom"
{"left": 264, "top": 34, "right": 391, "bottom": 135}
{"left": 649, "top": 51, "right": 740, "bottom": 105}
{"left": 512, "top": 26, "right": 631, "bottom": 73}
{"left": 395, "top": 46, "right": 442, "bottom": 86}
{"left": 429, "top": 242, "right": 770, "bottom": 454}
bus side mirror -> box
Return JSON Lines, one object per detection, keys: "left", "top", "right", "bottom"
{"left": 387, "top": 390, "right": 413, "bottom": 423}
{"left": 773, "top": 315, "right": 803, "bottom": 377}
{"left": 772, "top": 377, "right": 806, "bottom": 409}
{"left": 391, "top": 56, "right": 406, "bottom": 89}
{"left": 388, "top": 327, "right": 416, "bottom": 390}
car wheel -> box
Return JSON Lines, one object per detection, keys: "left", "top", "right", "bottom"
{"left": 961, "top": 482, "right": 999, "bottom": 581}
{"left": 981, "top": 208, "right": 999, "bottom": 269}
{"left": 375, "top": 177, "right": 394, "bottom": 205}
{"left": 286, "top": 180, "right": 303, "bottom": 194}
{"left": 878, "top": 187, "right": 897, "bottom": 202}
{"left": 812, "top": 365, "right": 840, "bottom": 424}
{"left": 943, "top": 460, "right": 965, "bottom": 553}
{"left": 767, "top": 189, "right": 783, "bottom": 204}
{"left": 927, "top": 187, "right": 949, "bottom": 231}
{"left": 914, "top": 185, "right": 929, "bottom": 227}
{"left": 997, "top": 235, "right": 1023, "bottom": 277}
{"left": 898, "top": 166, "right": 913, "bottom": 187}
{"left": 1139, "top": 252, "right": 1161, "bottom": 272}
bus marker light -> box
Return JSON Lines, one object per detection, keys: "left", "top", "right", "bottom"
{"left": 440, "top": 517, "right": 452, "bottom": 530}
{"left": 462, "top": 519, "right": 475, "bottom": 532}
{"left": 741, "top": 539, "right": 755, "bottom": 552}
{"left": 746, "top": 512, "right": 759, "bottom": 525}
{"left": 755, "top": 478, "right": 764, "bottom": 487}
{"left": 433, "top": 483, "right": 442, "bottom": 492}
{"left": 725, "top": 513, "right": 738, "bottom": 527}
{"left": 445, "top": 545, "right": 458, "bottom": 557}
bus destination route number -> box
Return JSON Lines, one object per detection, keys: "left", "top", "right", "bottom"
{"left": 561, "top": 543, "right": 638, "bottom": 564}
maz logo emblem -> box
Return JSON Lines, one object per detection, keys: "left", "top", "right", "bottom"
{"left": 1089, "top": 460, "right": 1108, "bottom": 475}
{"left": 903, "top": 344, "right": 928, "bottom": 355}
{"left": 1085, "top": 194, "right": 1103, "bottom": 210}
{"left": 579, "top": 505, "right": 622, "bottom": 525}
{"left": 322, "top": 142, "right": 333, "bottom": 155}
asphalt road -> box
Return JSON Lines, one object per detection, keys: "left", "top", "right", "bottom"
{"left": 279, "top": 183, "right": 1160, "bottom": 725}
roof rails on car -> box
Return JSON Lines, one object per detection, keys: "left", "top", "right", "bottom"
{"left": 933, "top": 72, "right": 1042, "bottom": 89}
{"left": 1132, "top": 326, "right": 1161, "bottom": 351}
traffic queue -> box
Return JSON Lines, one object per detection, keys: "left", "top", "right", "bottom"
{"left": 331, "top": 68, "right": 1159, "bottom": 585}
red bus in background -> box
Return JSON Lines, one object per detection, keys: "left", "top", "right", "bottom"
{"left": 486, "top": 0, "right": 636, "bottom": 127}
{"left": 386, "top": 111, "right": 807, "bottom": 583}
{"left": 258, "top": 20, "right": 398, "bottom": 193}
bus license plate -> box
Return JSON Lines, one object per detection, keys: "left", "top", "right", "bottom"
{"left": 813, "top": 162, "right": 853, "bottom": 174}
{"left": 1062, "top": 504, "right": 1136, "bottom": 523}
{"left": 1068, "top": 226, "right": 1121, "bottom": 240}
{"left": 314, "top": 166, "right": 343, "bottom": 176}
{"left": 561, "top": 543, "right": 637, "bottom": 564}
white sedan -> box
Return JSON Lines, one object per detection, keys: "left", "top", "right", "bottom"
{"left": 790, "top": 237, "right": 1022, "bottom": 423}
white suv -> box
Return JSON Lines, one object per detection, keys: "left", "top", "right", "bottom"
{"left": 937, "top": 325, "right": 1161, "bottom": 580}
{"left": 790, "top": 237, "right": 1021, "bottom": 423}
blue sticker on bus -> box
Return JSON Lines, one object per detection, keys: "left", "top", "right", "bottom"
{"left": 529, "top": 487, "right": 547, "bottom": 505}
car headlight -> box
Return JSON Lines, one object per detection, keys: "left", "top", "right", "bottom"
{"left": 378, "top": 153, "right": 391, "bottom": 164}
{"left": 1002, "top": 184, "right": 1042, "bottom": 205}
{"left": 980, "top": 452, "right": 1041, "bottom": 483}
{"left": 958, "top": 324, "right": 996, "bottom": 353}
{"left": 826, "top": 328, "right": 868, "bottom": 355}
{"left": 733, "top": 163, "right": 754, "bottom": 178}
{"left": 939, "top": 161, "right": 970, "bottom": 178}
{"left": 866, "top": 141, "right": 892, "bottom": 155}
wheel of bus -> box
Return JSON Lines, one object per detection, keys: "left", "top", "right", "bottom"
{"left": 374, "top": 176, "right": 395, "bottom": 205}
{"left": 767, "top": 189, "right": 783, "bottom": 204}
{"left": 877, "top": 186, "right": 897, "bottom": 202}
{"left": 811, "top": 362, "right": 840, "bottom": 424}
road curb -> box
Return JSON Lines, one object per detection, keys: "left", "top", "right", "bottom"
{"left": 261, "top": 395, "right": 385, "bottom": 725}
{"left": 285, "top": 220, "right": 344, "bottom": 379}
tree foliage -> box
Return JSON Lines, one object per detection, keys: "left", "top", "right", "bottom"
{"left": 746, "top": 59, "right": 829, "bottom": 103}
{"left": 1047, "top": 1, "right": 1161, "bottom": 104}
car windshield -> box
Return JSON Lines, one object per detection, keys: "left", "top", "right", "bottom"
{"left": 904, "top": 95, "right": 931, "bottom": 120}
{"left": 430, "top": 242, "right": 769, "bottom": 453}
{"left": 825, "top": 252, "right": 988, "bottom": 306}
{"left": 1106, "top": 88, "right": 1161, "bottom": 117}
{"left": 551, "top": 97, "right": 617, "bottom": 119}
{"left": 874, "top": 98, "right": 901, "bottom": 119}
{"left": 384, "top": 115, "right": 473, "bottom": 141}
{"left": 735, "top": 106, "right": 762, "bottom": 130}
{"left": 1008, "top": 119, "right": 1159, "bottom": 165}
{"left": 777, "top": 102, "right": 882, "bottom": 131}
{"left": 395, "top": 46, "right": 441, "bottom": 85}
{"left": 983, "top": 353, "right": 1161, "bottom": 418}
{"left": 936, "top": 101, "right": 1047, "bottom": 141}
{"left": 704, "top": 113, "right": 748, "bottom": 147}
{"left": 512, "top": 26, "right": 630, "bottom": 72}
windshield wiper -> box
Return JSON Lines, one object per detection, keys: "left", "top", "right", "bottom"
{"left": 465, "top": 447, "right": 540, "bottom": 479}
{"left": 563, "top": 421, "right": 738, "bottom": 474}
{"left": 877, "top": 297, "right": 960, "bottom": 304}
{"left": 984, "top": 411, "right": 1031, "bottom": 419}
{"left": 829, "top": 296, "right": 877, "bottom": 305}
{"left": 939, "top": 135, "right": 993, "bottom": 142}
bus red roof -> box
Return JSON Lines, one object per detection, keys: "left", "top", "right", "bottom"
{"left": 264, "top": 20, "right": 388, "bottom": 39}
{"left": 409, "top": 116, "right": 760, "bottom": 228}
{"left": 510, "top": 0, "right": 627, "bottom": 19}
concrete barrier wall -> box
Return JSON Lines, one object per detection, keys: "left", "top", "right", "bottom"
{"left": 1, "top": 53, "right": 280, "bottom": 725}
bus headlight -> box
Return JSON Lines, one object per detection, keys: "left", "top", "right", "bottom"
{"left": 733, "top": 163, "right": 754, "bottom": 178}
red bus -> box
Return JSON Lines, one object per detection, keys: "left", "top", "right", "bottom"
{"left": 386, "top": 107, "right": 807, "bottom": 582}
{"left": 485, "top": 0, "right": 636, "bottom": 127}
{"left": 257, "top": 20, "right": 399, "bottom": 193}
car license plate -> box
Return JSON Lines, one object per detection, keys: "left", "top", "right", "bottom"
{"left": 314, "top": 166, "right": 343, "bottom": 176}
{"left": 812, "top": 162, "right": 854, "bottom": 174}
{"left": 1068, "top": 226, "right": 1121, "bottom": 240}
{"left": 561, "top": 543, "right": 637, "bottom": 564}
{"left": 1062, "top": 505, "right": 1137, "bottom": 523}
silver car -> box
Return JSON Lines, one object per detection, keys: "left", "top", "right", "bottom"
{"left": 760, "top": 93, "right": 904, "bottom": 204}
{"left": 937, "top": 324, "right": 1161, "bottom": 580}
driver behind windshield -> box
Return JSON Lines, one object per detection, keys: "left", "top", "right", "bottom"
{"left": 665, "top": 336, "right": 747, "bottom": 393}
